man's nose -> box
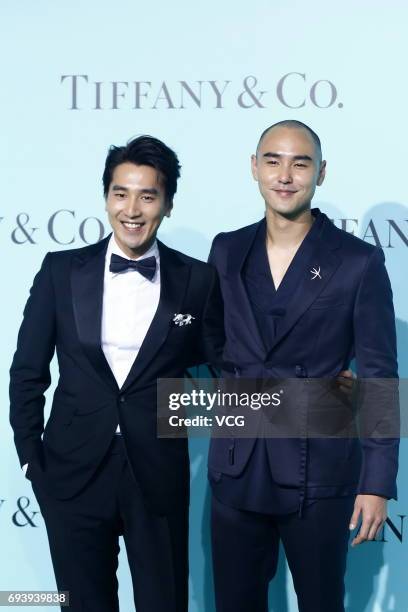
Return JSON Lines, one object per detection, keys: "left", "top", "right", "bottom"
{"left": 124, "top": 196, "right": 141, "bottom": 217}
{"left": 278, "top": 168, "right": 292, "bottom": 184}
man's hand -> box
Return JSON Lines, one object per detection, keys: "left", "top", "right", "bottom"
{"left": 349, "top": 494, "right": 387, "bottom": 546}
{"left": 335, "top": 369, "right": 355, "bottom": 394}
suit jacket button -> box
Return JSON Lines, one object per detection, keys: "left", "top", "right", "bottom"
{"left": 119, "top": 396, "right": 126, "bottom": 403}
{"left": 295, "top": 365, "right": 305, "bottom": 377}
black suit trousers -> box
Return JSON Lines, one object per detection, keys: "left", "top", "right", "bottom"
{"left": 211, "top": 493, "right": 354, "bottom": 612}
{"left": 31, "top": 435, "right": 189, "bottom": 612}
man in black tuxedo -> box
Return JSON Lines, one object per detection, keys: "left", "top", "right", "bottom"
{"left": 208, "top": 121, "right": 399, "bottom": 611}
{"left": 9, "top": 135, "right": 224, "bottom": 611}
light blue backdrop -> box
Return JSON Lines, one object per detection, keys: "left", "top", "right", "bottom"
{"left": 1, "top": 1, "right": 407, "bottom": 610}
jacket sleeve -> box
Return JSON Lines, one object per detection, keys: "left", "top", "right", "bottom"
{"left": 207, "top": 233, "right": 224, "bottom": 269}
{"left": 198, "top": 265, "right": 225, "bottom": 371}
{"left": 9, "top": 253, "right": 56, "bottom": 468}
{"left": 353, "top": 247, "right": 399, "bottom": 499}
{"left": 188, "top": 235, "right": 226, "bottom": 372}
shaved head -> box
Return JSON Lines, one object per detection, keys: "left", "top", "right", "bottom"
{"left": 256, "top": 120, "right": 322, "bottom": 162}
{"left": 251, "top": 119, "right": 326, "bottom": 219}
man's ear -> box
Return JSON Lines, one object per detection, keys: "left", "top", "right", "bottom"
{"left": 165, "top": 201, "right": 173, "bottom": 218}
{"left": 317, "top": 160, "right": 326, "bottom": 186}
{"left": 251, "top": 154, "right": 258, "bottom": 181}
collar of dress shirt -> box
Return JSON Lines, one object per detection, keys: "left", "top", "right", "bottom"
{"left": 105, "top": 234, "right": 160, "bottom": 278}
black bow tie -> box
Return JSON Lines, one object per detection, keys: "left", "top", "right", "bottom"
{"left": 109, "top": 254, "right": 157, "bottom": 281}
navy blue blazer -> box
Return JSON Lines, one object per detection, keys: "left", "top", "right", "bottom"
{"left": 208, "top": 209, "right": 399, "bottom": 501}
{"left": 9, "top": 235, "right": 225, "bottom": 515}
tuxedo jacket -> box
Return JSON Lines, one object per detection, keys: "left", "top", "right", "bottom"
{"left": 9, "top": 235, "right": 224, "bottom": 514}
{"left": 208, "top": 210, "right": 399, "bottom": 501}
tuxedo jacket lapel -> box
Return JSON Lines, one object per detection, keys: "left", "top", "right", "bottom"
{"left": 72, "top": 236, "right": 192, "bottom": 393}
{"left": 120, "top": 240, "right": 191, "bottom": 392}
{"left": 71, "top": 235, "right": 119, "bottom": 392}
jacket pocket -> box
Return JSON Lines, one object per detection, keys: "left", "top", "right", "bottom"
{"left": 309, "top": 296, "right": 344, "bottom": 309}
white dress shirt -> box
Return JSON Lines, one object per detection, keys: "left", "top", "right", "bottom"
{"left": 102, "top": 235, "right": 161, "bottom": 433}
{"left": 23, "top": 235, "right": 161, "bottom": 473}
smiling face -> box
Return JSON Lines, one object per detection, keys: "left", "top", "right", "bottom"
{"left": 251, "top": 126, "right": 326, "bottom": 219}
{"left": 105, "top": 162, "right": 171, "bottom": 258}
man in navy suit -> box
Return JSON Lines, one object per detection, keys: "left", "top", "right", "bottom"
{"left": 208, "top": 120, "right": 398, "bottom": 611}
{"left": 9, "top": 136, "right": 224, "bottom": 612}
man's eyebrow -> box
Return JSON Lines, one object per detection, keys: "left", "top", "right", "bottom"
{"left": 111, "top": 185, "right": 159, "bottom": 194}
{"left": 139, "top": 188, "right": 159, "bottom": 195}
{"left": 262, "top": 152, "right": 314, "bottom": 162}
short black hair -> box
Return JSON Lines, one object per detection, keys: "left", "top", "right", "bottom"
{"left": 102, "top": 135, "right": 181, "bottom": 202}
{"left": 256, "top": 120, "right": 322, "bottom": 161}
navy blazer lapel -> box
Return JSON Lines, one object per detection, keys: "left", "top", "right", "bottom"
{"left": 120, "top": 240, "right": 191, "bottom": 392}
{"left": 71, "top": 235, "right": 119, "bottom": 392}
{"left": 265, "top": 214, "right": 343, "bottom": 357}
{"left": 227, "top": 220, "right": 268, "bottom": 357}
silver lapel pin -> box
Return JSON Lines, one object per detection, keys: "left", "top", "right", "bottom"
{"left": 173, "top": 313, "right": 195, "bottom": 326}
{"left": 310, "top": 266, "right": 322, "bottom": 280}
